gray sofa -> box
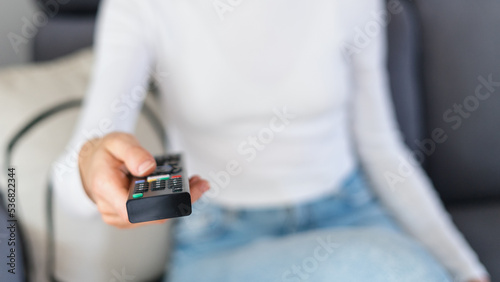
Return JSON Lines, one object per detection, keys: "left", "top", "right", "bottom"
{"left": 388, "top": 1, "right": 500, "bottom": 280}
{"left": 34, "top": 0, "right": 500, "bottom": 280}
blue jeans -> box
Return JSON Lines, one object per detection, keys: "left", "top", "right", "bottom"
{"left": 166, "top": 170, "right": 452, "bottom": 282}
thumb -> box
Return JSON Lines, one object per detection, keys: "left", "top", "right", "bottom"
{"left": 103, "top": 132, "right": 156, "bottom": 176}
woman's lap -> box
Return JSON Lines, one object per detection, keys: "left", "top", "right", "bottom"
{"left": 166, "top": 170, "right": 452, "bottom": 282}
{"left": 169, "top": 227, "right": 450, "bottom": 282}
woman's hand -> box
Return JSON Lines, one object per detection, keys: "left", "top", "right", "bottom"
{"left": 78, "top": 132, "right": 210, "bottom": 228}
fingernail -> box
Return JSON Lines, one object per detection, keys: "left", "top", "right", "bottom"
{"left": 138, "top": 160, "right": 155, "bottom": 175}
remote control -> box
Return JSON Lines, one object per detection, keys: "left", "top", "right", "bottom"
{"left": 126, "top": 154, "right": 192, "bottom": 223}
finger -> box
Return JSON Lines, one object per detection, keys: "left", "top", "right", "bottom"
{"left": 189, "top": 175, "right": 201, "bottom": 183}
{"left": 92, "top": 156, "right": 131, "bottom": 222}
{"left": 103, "top": 132, "right": 156, "bottom": 177}
{"left": 130, "top": 219, "right": 168, "bottom": 227}
{"left": 189, "top": 176, "right": 210, "bottom": 203}
{"left": 103, "top": 214, "right": 168, "bottom": 229}
{"left": 189, "top": 175, "right": 202, "bottom": 185}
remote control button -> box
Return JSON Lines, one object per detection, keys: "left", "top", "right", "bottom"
{"left": 151, "top": 179, "right": 167, "bottom": 191}
{"left": 155, "top": 156, "right": 168, "bottom": 165}
{"left": 156, "top": 165, "right": 173, "bottom": 173}
{"left": 147, "top": 174, "right": 170, "bottom": 182}
{"left": 132, "top": 193, "right": 143, "bottom": 198}
{"left": 134, "top": 181, "right": 149, "bottom": 193}
{"left": 167, "top": 155, "right": 180, "bottom": 162}
{"left": 170, "top": 165, "right": 182, "bottom": 173}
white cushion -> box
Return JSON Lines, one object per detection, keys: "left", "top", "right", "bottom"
{"left": 0, "top": 49, "right": 170, "bottom": 282}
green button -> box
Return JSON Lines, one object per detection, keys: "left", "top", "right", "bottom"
{"left": 159, "top": 176, "right": 170, "bottom": 181}
{"left": 132, "top": 193, "right": 143, "bottom": 199}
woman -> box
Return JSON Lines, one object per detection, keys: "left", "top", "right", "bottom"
{"left": 53, "top": 0, "right": 489, "bottom": 281}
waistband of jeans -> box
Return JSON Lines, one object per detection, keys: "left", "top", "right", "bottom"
{"left": 204, "top": 166, "right": 361, "bottom": 213}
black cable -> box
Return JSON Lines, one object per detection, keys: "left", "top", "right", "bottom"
{"left": 4, "top": 100, "right": 82, "bottom": 183}
{"left": 3, "top": 99, "right": 81, "bottom": 282}
{"left": 2, "top": 99, "right": 82, "bottom": 282}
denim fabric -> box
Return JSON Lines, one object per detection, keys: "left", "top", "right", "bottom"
{"left": 166, "top": 170, "right": 452, "bottom": 282}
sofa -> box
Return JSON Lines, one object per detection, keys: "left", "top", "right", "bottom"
{"left": 388, "top": 1, "right": 500, "bottom": 280}
{"left": 0, "top": 49, "right": 170, "bottom": 282}
{"left": 2, "top": 0, "right": 498, "bottom": 281}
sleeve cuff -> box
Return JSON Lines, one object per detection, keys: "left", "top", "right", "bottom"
{"left": 50, "top": 152, "right": 99, "bottom": 218}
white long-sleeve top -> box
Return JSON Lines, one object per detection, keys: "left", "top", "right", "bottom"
{"left": 51, "top": 0, "right": 488, "bottom": 280}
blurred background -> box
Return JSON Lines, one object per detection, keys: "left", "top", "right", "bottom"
{"left": 1, "top": 1, "right": 170, "bottom": 282}
{"left": 0, "top": 0, "right": 36, "bottom": 67}
{"left": 1, "top": 0, "right": 499, "bottom": 282}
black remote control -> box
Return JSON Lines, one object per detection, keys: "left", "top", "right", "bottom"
{"left": 126, "top": 154, "right": 192, "bottom": 223}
